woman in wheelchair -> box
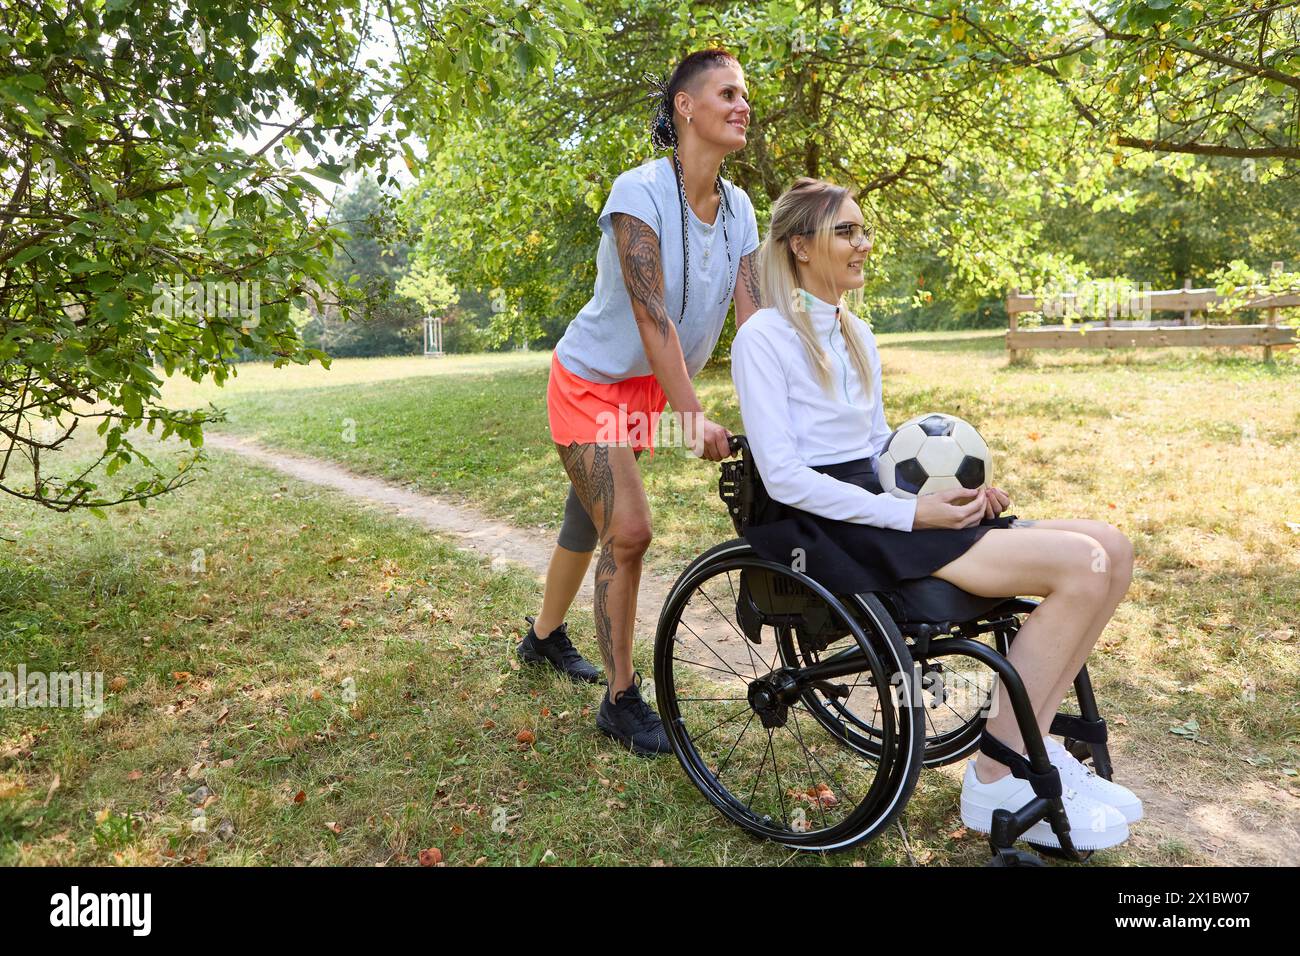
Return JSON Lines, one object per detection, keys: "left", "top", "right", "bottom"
{"left": 726, "top": 177, "right": 1140, "bottom": 852}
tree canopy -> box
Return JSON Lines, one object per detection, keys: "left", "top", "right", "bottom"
{"left": 2, "top": 0, "right": 1294, "bottom": 510}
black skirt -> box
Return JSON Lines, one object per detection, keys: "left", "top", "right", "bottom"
{"left": 742, "top": 456, "right": 1018, "bottom": 595}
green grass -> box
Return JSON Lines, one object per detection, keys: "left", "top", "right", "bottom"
{"left": 2, "top": 441, "right": 986, "bottom": 866}
{"left": 3, "top": 335, "right": 1297, "bottom": 865}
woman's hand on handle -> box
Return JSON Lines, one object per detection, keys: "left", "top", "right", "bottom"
{"left": 681, "top": 412, "right": 732, "bottom": 461}
{"left": 912, "top": 486, "right": 987, "bottom": 530}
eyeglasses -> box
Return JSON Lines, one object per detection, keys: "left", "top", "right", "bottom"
{"left": 797, "top": 222, "right": 875, "bottom": 250}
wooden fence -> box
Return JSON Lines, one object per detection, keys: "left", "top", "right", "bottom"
{"left": 1006, "top": 262, "right": 1299, "bottom": 363}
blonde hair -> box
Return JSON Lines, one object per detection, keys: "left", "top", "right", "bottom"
{"left": 757, "top": 177, "right": 874, "bottom": 399}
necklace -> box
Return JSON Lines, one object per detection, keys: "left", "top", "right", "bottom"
{"left": 671, "top": 150, "right": 734, "bottom": 324}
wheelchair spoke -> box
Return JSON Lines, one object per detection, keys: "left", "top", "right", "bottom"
{"left": 688, "top": 702, "right": 753, "bottom": 745}
{"left": 744, "top": 728, "right": 774, "bottom": 812}
{"left": 788, "top": 701, "right": 859, "bottom": 810}
{"left": 674, "top": 617, "right": 752, "bottom": 684}
{"left": 693, "top": 583, "right": 765, "bottom": 679}
{"left": 786, "top": 705, "right": 831, "bottom": 832}
{"left": 715, "top": 709, "right": 757, "bottom": 780}
{"left": 671, "top": 655, "right": 748, "bottom": 683}
{"left": 924, "top": 703, "right": 940, "bottom": 739}
{"left": 765, "top": 726, "right": 791, "bottom": 831}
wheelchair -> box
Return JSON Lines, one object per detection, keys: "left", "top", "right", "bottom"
{"left": 653, "top": 436, "right": 1118, "bottom": 865}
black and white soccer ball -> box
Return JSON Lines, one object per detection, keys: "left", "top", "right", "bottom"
{"left": 876, "top": 412, "right": 991, "bottom": 499}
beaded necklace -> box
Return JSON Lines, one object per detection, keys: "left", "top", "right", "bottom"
{"left": 670, "top": 148, "right": 734, "bottom": 324}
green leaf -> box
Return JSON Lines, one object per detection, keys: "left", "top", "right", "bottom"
{"left": 25, "top": 342, "right": 55, "bottom": 363}
{"left": 97, "top": 292, "right": 129, "bottom": 322}
{"left": 8, "top": 245, "right": 46, "bottom": 268}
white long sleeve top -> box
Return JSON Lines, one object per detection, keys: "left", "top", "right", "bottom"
{"left": 730, "top": 291, "right": 918, "bottom": 532}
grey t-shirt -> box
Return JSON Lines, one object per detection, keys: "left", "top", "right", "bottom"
{"left": 555, "top": 156, "right": 760, "bottom": 384}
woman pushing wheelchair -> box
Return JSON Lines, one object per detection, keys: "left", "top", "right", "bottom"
{"left": 521, "top": 49, "right": 761, "bottom": 754}
{"left": 729, "top": 177, "right": 1142, "bottom": 851}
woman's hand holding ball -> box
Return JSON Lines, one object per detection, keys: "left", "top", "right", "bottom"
{"left": 912, "top": 485, "right": 1011, "bottom": 529}
{"left": 913, "top": 486, "right": 987, "bottom": 530}
{"left": 983, "top": 486, "right": 1010, "bottom": 520}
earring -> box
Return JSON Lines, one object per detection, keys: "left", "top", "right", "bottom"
{"left": 687, "top": 116, "right": 692, "bottom": 124}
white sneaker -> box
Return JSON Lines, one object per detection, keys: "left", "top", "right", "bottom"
{"left": 960, "top": 758, "right": 1130, "bottom": 851}
{"left": 1044, "top": 737, "right": 1143, "bottom": 824}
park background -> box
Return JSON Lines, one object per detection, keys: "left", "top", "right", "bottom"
{"left": 0, "top": 0, "right": 1298, "bottom": 865}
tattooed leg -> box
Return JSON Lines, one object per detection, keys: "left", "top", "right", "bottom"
{"left": 554, "top": 441, "right": 651, "bottom": 695}
{"left": 592, "top": 538, "right": 618, "bottom": 679}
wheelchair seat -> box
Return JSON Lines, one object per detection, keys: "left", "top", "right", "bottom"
{"left": 888, "top": 576, "right": 1007, "bottom": 625}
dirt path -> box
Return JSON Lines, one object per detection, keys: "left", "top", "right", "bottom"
{"left": 204, "top": 432, "right": 1299, "bottom": 866}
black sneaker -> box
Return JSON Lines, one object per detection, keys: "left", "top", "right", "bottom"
{"left": 596, "top": 673, "right": 672, "bottom": 757}
{"left": 517, "top": 615, "right": 603, "bottom": 684}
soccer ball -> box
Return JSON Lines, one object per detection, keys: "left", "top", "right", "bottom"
{"left": 875, "top": 412, "right": 991, "bottom": 499}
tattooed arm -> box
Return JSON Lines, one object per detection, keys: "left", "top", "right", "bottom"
{"left": 611, "top": 212, "right": 732, "bottom": 458}
{"left": 610, "top": 212, "right": 693, "bottom": 410}
{"left": 734, "top": 250, "right": 762, "bottom": 328}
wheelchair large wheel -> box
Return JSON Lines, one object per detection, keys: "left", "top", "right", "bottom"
{"left": 654, "top": 540, "right": 924, "bottom": 851}
{"left": 776, "top": 614, "right": 1016, "bottom": 767}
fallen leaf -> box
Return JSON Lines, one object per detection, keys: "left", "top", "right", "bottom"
{"left": 126, "top": 770, "right": 143, "bottom": 782}
{"left": 324, "top": 821, "right": 343, "bottom": 834}
{"left": 482, "top": 719, "right": 496, "bottom": 730}
{"left": 516, "top": 728, "right": 536, "bottom": 746}
{"left": 109, "top": 676, "right": 128, "bottom": 693}
{"left": 172, "top": 671, "right": 192, "bottom": 683}
{"left": 418, "top": 847, "right": 443, "bottom": 866}
{"left": 293, "top": 790, "right": 306, "bottom": 804}
{"left": 310, "top": 689, "right": 323, "bottom": 701}
{"left": 340, "top": 618, "right": 357, "bottom": 630}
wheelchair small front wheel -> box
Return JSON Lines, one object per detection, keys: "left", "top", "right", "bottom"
{"left": 654, "top": 541, "right": 925, "bottom": 852}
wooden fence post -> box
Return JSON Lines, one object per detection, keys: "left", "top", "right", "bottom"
{"left": 1007, "top": 287, "right": 1020, "bottom": 363}
{"left": 1265, "top": 261, "right": 1283, "bottom": 363}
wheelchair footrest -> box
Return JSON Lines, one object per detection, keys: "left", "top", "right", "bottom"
{"left": 1050, "top": 712, "right": 1108, "bottom": 744}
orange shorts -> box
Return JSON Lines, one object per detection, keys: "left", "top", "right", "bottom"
{"left": 547, "top": 351, "right": 669, "bottom": 457}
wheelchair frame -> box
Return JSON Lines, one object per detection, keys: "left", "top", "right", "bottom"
{"left": 653, "top": 435, "right": 1118, "bottom": 865}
